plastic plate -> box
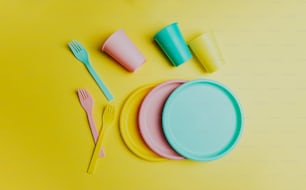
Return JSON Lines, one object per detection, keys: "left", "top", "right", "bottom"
{"left": 138, "top": 80, "right": 185, "bottom": 160}
{"left": 120, "top": 84, "right": 166, "bottom": 161}
{"left": 162, "top": 79, "right": 243, "bottom": 161}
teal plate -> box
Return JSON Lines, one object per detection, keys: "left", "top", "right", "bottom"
{"left": 162, "top": 79, "right": 243, "bottom": 161}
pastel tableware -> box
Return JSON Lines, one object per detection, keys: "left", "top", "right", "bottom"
{"left": 162, "top": 79, "right": 243, "bottom": 161}
{"left": 102, "top": 29, "right": 145, "bottom": 72}
{"left": 88, "top": 104, "right": 115, "bottom": 174}
{"left": 154, "top": 22, "right": 192, "bottom": 66}
{"left": 68, "top": 40, "right": 114, "bottom": 101}
{"left": 77, "top": 88, "right": 104, "bottom": 157}
{"left": 120, "top": 84, "right": 166, "bottom": 161}
{"left": 138, "top": 80, "right": 185, "bottom": 160}
{"left": 189, "top": 32, "right": 224, "bottom": 73}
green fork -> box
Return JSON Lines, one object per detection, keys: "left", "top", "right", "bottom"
{"left": 68, "top": 40, "right": 114, "bottom": 101}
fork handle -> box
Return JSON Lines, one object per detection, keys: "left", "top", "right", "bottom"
{"left": 86, "top": 112, "right": 105, "bottom": 157}
{"left": 86, "top": 112, "right": 99, "bottom": 142}
{"left": 85, "top": 64, "right": 114, "bottom": 101}
{"left": 87, "top": 123, "right": 108, "bottom": 174}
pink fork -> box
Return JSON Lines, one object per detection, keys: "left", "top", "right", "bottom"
{"left": 77, "top": 88, "right": 104, "bottom": 157}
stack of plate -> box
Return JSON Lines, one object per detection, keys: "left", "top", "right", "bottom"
{"left": 120, "top": 79, "right": 243, "bottom": 162}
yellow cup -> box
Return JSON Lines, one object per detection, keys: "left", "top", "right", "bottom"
{"left": 189, "top": 33, "right": 224, "bottom": 73}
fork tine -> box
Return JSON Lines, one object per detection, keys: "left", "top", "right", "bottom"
{"left": 72, "top": 41, "right": 81, "bottom": 52}
{"left": 68, "top": 40, "right": 90, "bottom": 64}
{"left": 80, "top": 89, "right": 87, "bottom": 99}
{"left": 73, "top": 40, "right": 84, "bottom": 49}
{"left": 68, "top": 41, "right": 79, "bottom": 54}
{"left": 68, "top": 40, "right": 79, "bottom": 52}
{"left": 77, "top": 41, "right": 88, "bottom": 55}
{"left": 71, "top": 41, "right": 81, "bottom": 52}
{"left": 80, "top": 88, "right": 85, "bottom": 99}
{"left": 106, "top": 104, "right": 114, "bottom": 114}
{"left": 70, "top": 40, "right": 79, "bottom": 50}
{"left": 83, "top": 89, "right": 89, "bottom": 99}
{"left": 77, "top": 89, "right": 85, "bottom": 101}
{"left": 68, "top": 41, "right": 74, "bottom": 50}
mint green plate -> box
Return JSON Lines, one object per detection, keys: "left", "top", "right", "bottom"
{"left": 162, "top": 79, "right": 243, "bottom": 161}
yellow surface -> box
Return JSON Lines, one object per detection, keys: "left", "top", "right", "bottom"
{"left": 1, "top": 0, "right": 306, "bottom": 189}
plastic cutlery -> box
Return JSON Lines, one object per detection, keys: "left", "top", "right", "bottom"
{"left": 68, "top": 40, "right": 114, "bottom": 101}
{"left": 87, "top": 103, "right": 115, "bottom": 174}
{"left": 77, "top": 88, "right": 104, "bottom": 157}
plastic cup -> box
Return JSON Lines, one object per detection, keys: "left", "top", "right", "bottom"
{"left": 189, "top": 32, "right": 224, "bottom": 73}
{"left": 102, "top": 29, "right": 145, "bottom": 72}
{"left": 154, "top": 22, "right": 192, "bottom": 67}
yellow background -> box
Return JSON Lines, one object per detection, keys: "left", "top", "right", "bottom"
{"left": 1, "top": 0, "right": 306, "bottom": 189}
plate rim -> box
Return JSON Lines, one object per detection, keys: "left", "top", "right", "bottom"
{"left": 138, "top": 80, "right": 186, "bottom": 160}
{"left": 162, "top": 79, "right": 244, "bottom": 161}
{"left": 120, "top": 83, "right": 166, "bottom": 161}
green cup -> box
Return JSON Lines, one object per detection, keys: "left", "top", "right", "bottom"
{"left": 154, "top": 22, "right": 192, "bottom": 66}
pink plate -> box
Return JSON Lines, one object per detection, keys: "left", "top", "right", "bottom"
{"left": 138, "top": 80, "right": 186, "bottom": 160}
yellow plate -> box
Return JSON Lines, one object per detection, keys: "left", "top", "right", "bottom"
{"left": 120, "top": 84, "right": 166, "bottom": 161}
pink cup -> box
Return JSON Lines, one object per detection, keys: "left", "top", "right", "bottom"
{"left": 102, "top": 30, "right": 146, "bottom": 72}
